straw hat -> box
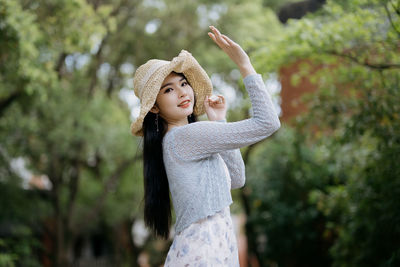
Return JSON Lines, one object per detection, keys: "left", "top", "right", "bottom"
{"left": 130, "top": 50, "right": 213, "bottom": 136}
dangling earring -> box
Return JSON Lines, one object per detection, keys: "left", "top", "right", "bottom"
{"left": 155, "top": 113, "right": 159, "bottom": 132}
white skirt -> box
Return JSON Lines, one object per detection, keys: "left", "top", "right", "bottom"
{"left": 164, "top": 206, "right": 239, "bottom": 267}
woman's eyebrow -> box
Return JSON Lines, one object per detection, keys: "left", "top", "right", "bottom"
{"left": 160, "top": 77, "right": 186, "bottom": 90}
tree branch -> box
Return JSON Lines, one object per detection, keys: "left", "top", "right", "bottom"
{"left": 106, "top": 75, "right": 115, "bottom": 97}
{"left": 66, "top": 159, "right": 81, "bottom": 231}
{"left": 384, "top": 1, "right": 400, "bottom": 37}
{"left": 0, "top": 90, "right": 25, "bottom": 117}
{"left": 72, "top": 154, "right": 141, "bottom": 233}
{"left": 55, "top": 52, "right": 67, "bottom": 79}
{"left": 87, "top": 0, "right": 132, "bottom": 98}
{"left": 0, "top": 145, "right": 15, "bottom": 177}
{"left": 326, "top": 50, "right": 400, "bottom": 70}
{"left": 389, "top": 0, "right": 400, "bottom": 16}
{"left": 87, "top": 35, "right": 107, "bottom": 98}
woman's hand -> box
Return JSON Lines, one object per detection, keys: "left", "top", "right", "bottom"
{"left": 204, "top": 94, "right": 227, "bottom": 121}
{"left": 208, "top": 26, "right": 256, "bottom": 78}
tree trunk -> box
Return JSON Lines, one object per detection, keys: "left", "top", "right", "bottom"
{"left": 53, "top": 180, "right": 69, "bottom": 266}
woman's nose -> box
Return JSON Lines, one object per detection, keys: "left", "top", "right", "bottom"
{"left": 177, "top": 86, "right": 187, "bottom": 97}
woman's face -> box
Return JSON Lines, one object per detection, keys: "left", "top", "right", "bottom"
{"left": 150, "top": 72, "right": 195, "bottom": 126}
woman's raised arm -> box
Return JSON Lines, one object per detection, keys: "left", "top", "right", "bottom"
{"left": 163, "top": 28, "right": 280, "bottom": 161}
{"left": 208, "top": 26, "right": 256, "bottom": 78}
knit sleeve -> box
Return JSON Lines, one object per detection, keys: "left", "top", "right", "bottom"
{"left": 215, "top": 119, "right": 246, "bottom": 189}
{"left": 219, "top": 149, "right": 246, "bottom": 189}
{"left": 167, "top": 74, "right": 280, "bottom": 161}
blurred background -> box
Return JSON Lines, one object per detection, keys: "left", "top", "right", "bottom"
{"left": 1, "top": 0, "right": 399, "bottom": 266}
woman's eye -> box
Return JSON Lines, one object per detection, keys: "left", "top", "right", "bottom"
{"left": 182, "top": 81, "right": 188, "bottom": 86}
{"left": 164, "top": 88, "right": 172, "bottom": 93}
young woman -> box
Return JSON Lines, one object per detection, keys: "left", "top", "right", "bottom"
{"left": 130, "top": 26, "right": 280, "bottom": 266}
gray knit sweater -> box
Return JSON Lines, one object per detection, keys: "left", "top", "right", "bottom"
{"left": 162, "top": 74, "right": 280, "bottom": 234}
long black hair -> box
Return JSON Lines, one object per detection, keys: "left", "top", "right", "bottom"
{"left": 142, "top": 72, "right": 197, "bottom": 239}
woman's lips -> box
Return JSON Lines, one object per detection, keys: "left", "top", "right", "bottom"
{"left": 178, "top": 100, "right": 190, "bottom": 108}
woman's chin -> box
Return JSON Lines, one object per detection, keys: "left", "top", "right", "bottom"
{"left": 178, "top": 106, "right": 193, "bottom": 116}
{"left": 167, "top": 105, "right": 193, "bottom": 120}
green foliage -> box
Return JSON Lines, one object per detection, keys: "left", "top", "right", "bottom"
{"left": 325, "top": 71, "right": 400, "bottom": 267}
{"left": 0, "top": 0, "right": 137, "bottom": 264}
{"left": 4, "top": 0, "right": 397, "bottom": 265}
{"left": 0, "top": 237, "right": 41, "bottom": 267}
{"left": 246, "top": 128, "right": 335, "bottom": 266}
{"left": 0, "top": 0, "right": 282, "bottom": 265}
{"left": 247, "top": 0, "right": 400, "bottom": 266}
{"left": 0, "top": 177, "right": 49, "bottom": 267}
{"left": 252, "top": 0, "right": 400, "bottom": 73}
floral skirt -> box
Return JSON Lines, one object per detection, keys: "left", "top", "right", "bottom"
{"left": 164, "top": 206, "right": 239, "bottom": 267}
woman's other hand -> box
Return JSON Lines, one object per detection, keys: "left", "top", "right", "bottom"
{"left": 204, "top": 94, "right": 227, "bottom": 121}
{"left": 208, "top": 26, "right": 256, "bottom": 78}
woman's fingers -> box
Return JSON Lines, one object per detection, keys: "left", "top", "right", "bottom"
{"left": 208, "top": 25, "right": 253, "bottom": 74}
{"left": 208, "top": 26, "right": 229, "bottom": 48}
{"left": 207, "top": 32, "right": 218, "bottom": 45}
{"left": 207, "top": 95, "right": 225, "bottom": 106}
{"left": 212, "top": 26, "right": 222, "bottom": 37}
{"left": 208, "top": 33, "right": 227, "bottom": 51}
{"left": 221, "top": 34, "right": 236, "bottom": 46}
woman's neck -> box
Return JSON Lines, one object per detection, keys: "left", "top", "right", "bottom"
{"left": 167, "top": 119, "right": 189, "bottom": 132}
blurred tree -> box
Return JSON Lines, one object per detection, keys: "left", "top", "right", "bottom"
{"left": 246, "top": 127, "right": 336, "bottom": 266}
{"left": 0, "top": 0, "right": 143, "bottom": 265}
{"left": 246, "top": 0, "right": 400, "bottom": 266}
{"left": 1, "top": 0, "right": 285, "bottom": 266}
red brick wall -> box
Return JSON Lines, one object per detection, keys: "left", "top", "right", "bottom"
{"left": 279, "top": 59, "right": 320, "bottom": 123}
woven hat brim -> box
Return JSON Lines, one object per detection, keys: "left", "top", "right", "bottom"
{"left": 130, "top": 50, "right": 213, "bottom": 136}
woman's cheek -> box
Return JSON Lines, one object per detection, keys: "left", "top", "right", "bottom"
{"left": 160, "top": 96, "right": 175, "bottom": 113}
